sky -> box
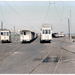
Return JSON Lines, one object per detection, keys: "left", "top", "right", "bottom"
{"left": 0, "top": 1, "right": 75, "bottom": 34}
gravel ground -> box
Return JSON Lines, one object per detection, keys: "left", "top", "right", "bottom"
{"left": 0, "top": 36, "right": 75, "bottom": 74}
{"left": 31, "top": 36, "right": 75, "bottom": 74}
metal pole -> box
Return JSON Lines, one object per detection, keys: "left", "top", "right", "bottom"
{"left": 14, "top": 26, "right": 15, "bottom": 41}
{"left": 69, "top": 10, "right": 71, "bottom": 40}
{"left": 1, "top": 21, "right": 3, "bottom": 30}
{"left": 51, "top": 25, "right": 53, "bottom": 30}
{"left": 68, "top": 19, "right": 70, "bottom": 38}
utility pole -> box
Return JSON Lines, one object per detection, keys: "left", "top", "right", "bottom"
{"left": 69, "top": 10, "right": 71, "bottom": 40}
{"left": 68, "top": 19, "right": 70, "bottom": 37}
{"left": 14, "top": 26, "right": 15, "bottom": 41}
{"left": 1, "top": 21, "right": 3, "bottom": 30}
{"left": 51, "top": 25, "right": 52, "bottom": 30}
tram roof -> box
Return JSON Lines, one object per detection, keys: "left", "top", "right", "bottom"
{"left": 42, "top": 23, "right": 51, "bottom": 28}
{"left": 0, "top": 29, "right": 10, "bottom": 31}
{"left": 20, "top": 29, "right": 34, "bottom": 32}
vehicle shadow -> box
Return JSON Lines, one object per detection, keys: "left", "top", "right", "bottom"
{"left": 40, "top": 41, "right": 51, "bottom": 44}
{"left": 1, "top": 41, "right": 12, "bottom": 43}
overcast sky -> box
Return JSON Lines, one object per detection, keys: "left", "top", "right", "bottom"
{"left": 0, "top": 1, "right": 75, "bottom": 34}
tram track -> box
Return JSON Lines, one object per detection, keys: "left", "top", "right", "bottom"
{"left": 53, "top": 48, "right": 63, "bottom": 74}
{"left": 28, "top": 45, "right": 54, "bottom": 74}
{"left": 0, "top": 44, "right": 3, "bottom": 47}
{"left": 0, "top": 43, "right": 9, "bottom": 54}
{"left": 0, "top": 38, "right": 38, "bottom": 62}
{"left": 0, "top": 36, "right": 74, "bottom": 74}
{"left": 28, "top": 40, "right": 64, "bottom": 74}
{"left": 0, "top": 43, "right": 7, "bottom": 48}
{"left": 29, "top": 48, "right": 63, "bottom": 74}
{"left": 0, "top": 43, "right": 23, "bottom": 61}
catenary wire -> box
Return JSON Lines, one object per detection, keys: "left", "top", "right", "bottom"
{"left": 44, "top": 1, "right": 51, "bottom": 23}
{"left": 54, "top": 2, "right": 61, "bottom": 21}
{"left": 4, "top": 1, "right": 28, "bottom": 22}
{"left": 4, "top": 1, "right": 35, "bottom": 31}
{"left": 0, "top": 3, "right": 4, "bottom": 22}
{"left": 61, "top": 1, "right": 64, "bottom": 21}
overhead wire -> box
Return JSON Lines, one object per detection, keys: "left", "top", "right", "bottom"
{"left": 54, "top": 1, "right": 66, "bottom": 33}
{"left": 61, "top": 1, "right": 65, "bottom": 28}
{"left": 18, "top": 1, "right": 38, "bottom": 32}
{"left": 61, "top": 1, "right": 64, "bottom": 21}
{"left": 54, "top": 2, "right": 60, "bottom": 21}
{"left": 4, "top": 1, "right": 28, "bottom": 22}
{"left": 44, "top": 1, "right": 51, "bottom": 23}
{"left": 0, "top": 2, "right": 4, "bottom": 23}
{"left": 4, "top": 1, "right": 35, "bottom": 31}
{"left": 53, "top": 2, "right": 63, "bottom": 32}
{"left": 59, "top": 1, "right": 65, "bottom": 32}
{"left": 28, "top": 21, "right": 36, "bottom": 32}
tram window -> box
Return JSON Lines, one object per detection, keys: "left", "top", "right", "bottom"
{"left": 45, "top": 30, "right": 48, "bottom": 34}
{"left": 42, "top": 30, "right": 44, "bottom": 34}
{"left": 4, "top": 32, "right": 7, "bottom": 36}
{"left": 24, "top": 32, "right": 26, "bottom": 35}
{"left": 49, "top": 30, "right": 50, "bottom": 34}
{"left": 7, "top": 32, "right": 9, "bottom": 36}
{"left": 20, "top": 32, "right": 23, "bottom": 35}
{"left": 1, "top": 32, "right": 3, "bottom": 35}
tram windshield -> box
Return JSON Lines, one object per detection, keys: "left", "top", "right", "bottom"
{"left": 4, "top": 32, "right": 7, "bottom": 36}
{"left": 20, "top": 32, "right": 24, "bottom": 35}
{"left": 1, "top": 32, "right": 9, "bottom": 36}
{"left": 1, "top": 32, "right": 3, "bottom": 35}
{"left": 7, "top": 32, "right": 9, "bottom": 36}
{"left": 42, "top": 30, "right": 50, "bottom": 34}
{"left": 45, "top": 30, "right": 48, "bottom": 34}
{"left": 20, "top": 31, "right": 26, "bottom": 35}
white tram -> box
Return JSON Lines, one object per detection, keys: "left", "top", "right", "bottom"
{"left": 1, "top": 29, "right": 11, "bottom": 43}
{"left": 20, "top": 30, "right": 37, "bottom": 43}
{"left": 40, "top": 24, "right": 52, "bottom": 43}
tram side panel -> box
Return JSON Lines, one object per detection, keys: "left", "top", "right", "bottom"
{"left": 34, "top": 33, "right": 38, "bottom": 39}
{"left": 30, "top": 32, "right": 33, "bottom": 41}
{"left": 31, "top": 32, "right": 35, "bottom": 40}
{"left": 20, "top": 31, "right": 31, "bottom": 42}
{"left": 20, "top": 30, "right": 37, "bottom": 43}
{"left": 34, "top": 33, "right": 36, "bottom": 39}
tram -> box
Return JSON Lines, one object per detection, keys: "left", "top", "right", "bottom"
{"left": 40, "top": 24, "right": 52, "bottom": 43}
{"left": 20, "top": 29, "right": 37, "bottom": 43}
{"left": 1, "top": 29, "right": 11, "bottom": 43}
